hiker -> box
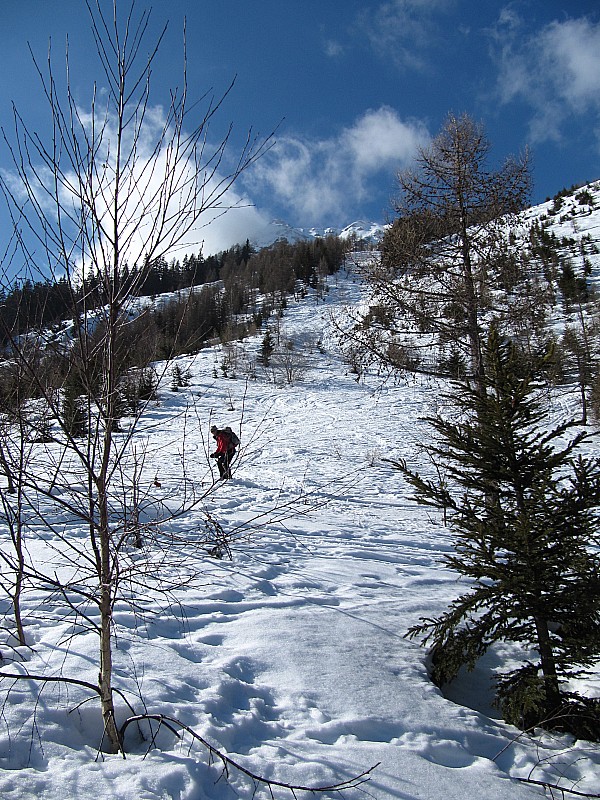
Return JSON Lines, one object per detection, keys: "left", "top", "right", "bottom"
{"left": 210, "top": 425, "right": 239, "bottom": 480}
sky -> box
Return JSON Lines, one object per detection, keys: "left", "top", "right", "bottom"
{"left": 1, "top": 0, "right": 600, "bottom": 262}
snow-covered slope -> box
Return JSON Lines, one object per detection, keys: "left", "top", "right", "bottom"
{"left": 246, "top": 178, "right": 600, "bottom": 256}
{"left": 1, "top": 246, "right": 600, "bottom": 799}
{"left": 519, "top": 180, "right": 600, "bottom": 257}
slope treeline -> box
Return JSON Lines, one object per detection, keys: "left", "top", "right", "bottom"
{"left": 0, "top": 234, "right": 347, "bottom": 348}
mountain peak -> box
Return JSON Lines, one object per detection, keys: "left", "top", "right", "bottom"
{"left": 249, "top": 219, "right": 387, "bottom": 250}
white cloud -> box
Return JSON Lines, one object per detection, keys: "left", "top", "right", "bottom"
{"left": 495, "top": 15, "right": 600, "bottom": 144}
{"left": 542, "top": 19, "right": 600, "bottom": 109}
{"left": 176, "top": 200, "right": 274, "bottom": 257}
{"left": 342, "top": 107, "right": 427, "bottom": 174}
{"left": 3, "top": 100, "right": 427, "bottom": 263}
{"left": 495, "top": 5, "right": 523, "bottom": 35}
{"left": 358, "top": 0, "right": 453, "bottom": 71}
{"left": 324, "top": 39, "right": 344, "bottom": 58}
{"left": 24, "top": 103, "right": 275, "bottom": 265}
{"left": 245, "top": 108, "right": 430, "bottom": 224}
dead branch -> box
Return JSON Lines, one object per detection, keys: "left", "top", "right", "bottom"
{"left": 120, "top": 712, "right": 379, "bottom": 795}
{"left": 514, "top": 776, "right": 600, "bottom": 798}
{"left": 0, "top": 670, "right": 136, "bottom": 716}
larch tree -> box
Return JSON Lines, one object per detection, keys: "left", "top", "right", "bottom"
{"left": 358, "top": 113, "right": 532, "bottom": 393}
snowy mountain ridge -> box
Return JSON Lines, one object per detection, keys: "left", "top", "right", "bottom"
{"left": 247, "top": 178, "right": 600, "bottom": 254}
{"left": 248, "top": 218, "right": 387, "bottom": 249}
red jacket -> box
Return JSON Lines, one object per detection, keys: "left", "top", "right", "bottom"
{"left": 213, "top": 431, "right": 231, "bottom": 455}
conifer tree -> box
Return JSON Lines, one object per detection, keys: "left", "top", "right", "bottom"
{"left": 397, "top": 328, "right": 600, "bottom": 736}
{"left": 61, "top": 386, "right": 88, "bottom": 438}
{"left": 258, "top": 329, "right": 275, "bottom": 367}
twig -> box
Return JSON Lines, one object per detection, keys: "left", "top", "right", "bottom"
{"left": 0, "top": 671, "right": 136, "bottom": 713}
{"left": 514, "top": 777, "right": 600, "bottom": 798}
{"left": 120, "top": 712, "right": 379, "bottom": 795}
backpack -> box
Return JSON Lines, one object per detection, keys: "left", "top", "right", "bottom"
{"left": 225, "top": 426, "right": 240, "bottom": 449}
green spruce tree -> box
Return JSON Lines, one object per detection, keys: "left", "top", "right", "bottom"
{"left": 258, "top": 329, "right": 275, "bottom": 367}
{"left": 397, "top": 328, "right": 600, "bottom": 737}
{"left": 61, "top": 387, "right": 88, "bottom": 438}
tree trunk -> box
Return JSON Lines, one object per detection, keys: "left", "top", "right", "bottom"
{"left": 99, "top": 587, "right": 120, "bottom": 752}
{"left": 533, "top": 614, "right": 562, "bottom": 718}
{"left": 98, "top": 478, "right": 121, "bottom": 753}
{"left": 13, "top": 527, "right": 26, "bottom": 648}
{"left": 460, "top": 213, "right": 485, "bottom": 396}
{"left": 0, "top": 443, "right": 15, "bottom": 494}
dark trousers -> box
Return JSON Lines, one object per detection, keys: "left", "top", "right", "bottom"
{"left": 216, "top": 451, "right": 233, "bottom": 479}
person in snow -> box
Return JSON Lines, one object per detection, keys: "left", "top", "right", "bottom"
{"left": 210, "top": 425, "right": 238, "bottom": 480}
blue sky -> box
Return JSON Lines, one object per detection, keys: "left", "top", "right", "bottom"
{"left": 1, "top": 0, "right": 600, "bottom": 259}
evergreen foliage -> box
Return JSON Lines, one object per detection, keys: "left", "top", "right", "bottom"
{"left": 0, "top": 236, "right": 347, "bottom": 347}
{"left": 120, "top": 368, "right": 159, "bottom": 415}
{"left": 258, "top": 329, "right": 275, "bottom": 367}
{"left": 397, "top": 329, "right": 600, "bottom": 737}
{"left": 61, "top": 387, "right": 88, "bottom": 438}
{"left": 170, "top": 364, "right": 191, "bottom": 392}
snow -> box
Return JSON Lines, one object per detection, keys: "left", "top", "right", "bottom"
{"left": 2, "top": 196, "right": 600, "bottom": 798}
{"left": 248, "top": 219, "right": 385, "bottom": 250}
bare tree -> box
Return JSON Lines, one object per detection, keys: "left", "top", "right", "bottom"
{"left": 358, "top": 113, "right": 531, "bottom": 393}
{"left": 0, "top": 0, "right": 272, "bottom": 753}
{"left": 0, "top": 330, "right": 48, "bottom": 654}
{"left": 561, "top": 301, "right": 600, "bottom": 424}
{"left": 0, "top": 414, "right": 29, "bottom": 651}
{"left": 269, "top": 338, "right": 307, "bottom": 385}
